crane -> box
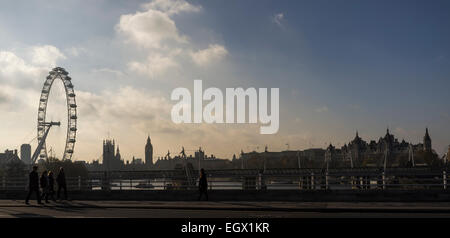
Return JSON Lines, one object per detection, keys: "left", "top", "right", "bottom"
{"left": 31, "top": 121, "right": 60, "bottom": 165}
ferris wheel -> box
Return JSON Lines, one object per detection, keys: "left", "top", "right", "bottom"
{"left": 36, "top": 67, "right": 77, "bottom": 162}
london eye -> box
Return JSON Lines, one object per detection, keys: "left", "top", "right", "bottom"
{"left": 35, "top": 67, "right": 77, "bottom": 163}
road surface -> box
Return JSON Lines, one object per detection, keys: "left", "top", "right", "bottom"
{"left": 2, "top": 200, "right": 450, "bottom": 218}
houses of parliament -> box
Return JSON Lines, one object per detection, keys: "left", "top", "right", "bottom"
{"left": 97, "top": 136, "right": 154, "bottom": 171}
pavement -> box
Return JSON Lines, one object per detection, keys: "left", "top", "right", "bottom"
{"left": 2, "top": 200, "right": 450, "bottom": 218}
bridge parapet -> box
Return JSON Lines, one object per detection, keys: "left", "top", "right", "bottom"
{"left": 3, "top": 167, "right": 449, "bottom": 192}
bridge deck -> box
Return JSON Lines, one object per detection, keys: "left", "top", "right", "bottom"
{"left": 2, "top": 200, "right": 450, "bottom": 218}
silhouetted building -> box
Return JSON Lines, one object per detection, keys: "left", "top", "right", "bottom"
{"left": 102, "top": 139, "right": 124, "bottom": 171}
{"left": 195, "top": 147, "right": 205, "bottom": 160}
{"left": 154, "top": 147, "right": 231, "bottom": 170}
{"left": 145, "top": 136, "right": 153, "bottom": 165}
{"left": 238, "top": 128, "right": 436, "bottom": 169}
{"left": 0, "top": 149, "right": 20, "bottom": 165}
{"left": 340, "top": 128, "right": 432, "bottom": 167}
{"left": 423, "top": 128, "right": 432, "bottom": 152}
{"left": 132, "top": 157, "right": 143, "bottom": 165}
{"left": 20, "top": 144, "right": 32, "bottom": 165}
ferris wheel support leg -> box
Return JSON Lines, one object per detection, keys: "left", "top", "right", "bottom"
{"left": 31, "top": 122, "right": 59, "bottom": 165}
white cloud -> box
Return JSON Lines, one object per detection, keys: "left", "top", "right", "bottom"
{"left": 142, "top": 0, "right": 201, "bottom": 15}
{"left": 77, "top": 86, "right": 171, "bottom": 122}
{"left": 0, "top": 51, "right": 40, "bottom": 79}
{"left": 31, "top": 45, "right": 66, "bottom": 67}
{"left": 191, "top": 44, "right": 228, "bottom": 66}
{"left": 272, "top": 13, "right": 284, "bottom": 27}
{"left": 116, "top": 0, "right": 227, "bottom": 78}
{"left": 0, "top": 48, "right": 62, "bottom": 86}
{"left": 65, "top": 46, "right": 87, "bottom": 57}
{"left": 128, "top": 54, "right": 179, "bottom": 77}
{"left": 116, "top": 9, "right": 187, "bottom": 49}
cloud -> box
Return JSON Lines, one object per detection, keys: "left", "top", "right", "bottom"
{"left": 116, "top": 0, "right": 227, "bottom": 78}
{"left": 92, "top": 68, "right": 125, "bottom": 78}
{"left": 116, "top": 8, "right": 187, "bottom": 49}
{"left": 142, "top": 0, "right": 201, "bottom": 15}
{"left": 272, "top": 13, "right": 284, "bottom": 27}
{"left": 0, "top": 93, "right": 9, "bottom": 104}
{"left": 0, "top": 51, "right": 41, "bottom": 80}
{"left": 77, "top": 86, "right": 171, "bottom": 123}
{"left": 30, "top": 45, "right": 66, "bottom": 67}
{"left": 314, "top": 106, "right": 328, "bottom": 113}
{"left": 128, "top": 53, "right": 179, "bottom": 77}
{"left": 191, "top": 44, "right": 228, "bottom": 66}
{"left": 0, "top": 47, "right": 64, "bottom": 88}
{"left": 65, "top": 47, "right": 87, "bottom": 57}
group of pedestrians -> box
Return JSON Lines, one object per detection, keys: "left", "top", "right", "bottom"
{"left": 26, "top": 166, "right": 207, "bottom": 203}
{"left": 25, "top": 166, "right": 68, "bottom": 205}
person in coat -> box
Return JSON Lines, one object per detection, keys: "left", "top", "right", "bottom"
{"left": 25, "top": 166, "right": 42, "bottom": 205}
{"left": 40, "top": 170, "right": 49, "bottom": 203}
{"left": 57, "top": 167, "right": 68, "bottom": 200}
{"left": 47, "top": 171, "right": 56, "bottom": 202}
{"left": 198, "top": 168, "right": 208, "bottom": 201}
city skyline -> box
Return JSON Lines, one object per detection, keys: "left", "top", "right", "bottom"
{"left": 0, "top": 0, "right": 449, "bottom": 162}
{"left": 57, "top": 126, "right": 445, "bottom": 164}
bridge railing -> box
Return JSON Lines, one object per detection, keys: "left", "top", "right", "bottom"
{"left": 1, "top": 169, "right": 449, "bottom": 191}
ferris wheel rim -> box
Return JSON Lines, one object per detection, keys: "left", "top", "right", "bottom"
{"left": 37, "top": 67, "right": 77, "bottom": 161}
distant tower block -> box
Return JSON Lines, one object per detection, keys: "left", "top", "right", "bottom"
{"left": 423, "top": 128, "right": 432, "bottom": 152}
{"left": 145, "top": 135, "right": 153, "bottom": 165}
{"left": 20, "top": 144, "right": 32, "bottom": 165}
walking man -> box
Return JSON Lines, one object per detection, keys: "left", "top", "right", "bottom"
{"left": 198, "top": 168, "right": 208, "bottom": 201}
{"left": 40, "top": 170, "right": 49, "bottom": 203}
{"left": 57, "top": 167, "right": 68, "bottom": 200}
{"left": 47, "top": 171, "right": 56, "bottom": 202}
{"left": 25, "top": 165, "right": 42, "bottom": 205}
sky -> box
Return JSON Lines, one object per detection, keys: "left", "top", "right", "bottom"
{"left": 0, "top": 0, "right": 449, "bottom": 163}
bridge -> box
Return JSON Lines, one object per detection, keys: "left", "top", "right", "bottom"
{"left": 2, "top": 167, "right": 450, "bottom": 218}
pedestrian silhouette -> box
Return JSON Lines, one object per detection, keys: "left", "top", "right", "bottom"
{"left": 198, "top": 168, "right": 208, "bottom": 201}
{"left": 25, "top": 165, "right": 42, "bottom": 205}
{"left": 47, "top": 171, "right": 56, "bottom": 202}
{"left": 57, "top": 167, "right": 68, "bottom": 200}
{"left": 40, "top": 170, "right": 49, "bottom": 203}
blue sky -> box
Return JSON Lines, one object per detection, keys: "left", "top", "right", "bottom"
{"left": 0, "top": 0, "right": 449, "bottom": 161}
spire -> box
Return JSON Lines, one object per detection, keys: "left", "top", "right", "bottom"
{"left": 424, "top": 127, "right": 431, "bottom": 140}
{"left": 423, "top": 127, "right": 432, "bottom": 152}
{"left": 147, "top": 135, "right": 151, "bottom": 144}
{"left": 353, "top": 130, "right": 361, "bottom": 142}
